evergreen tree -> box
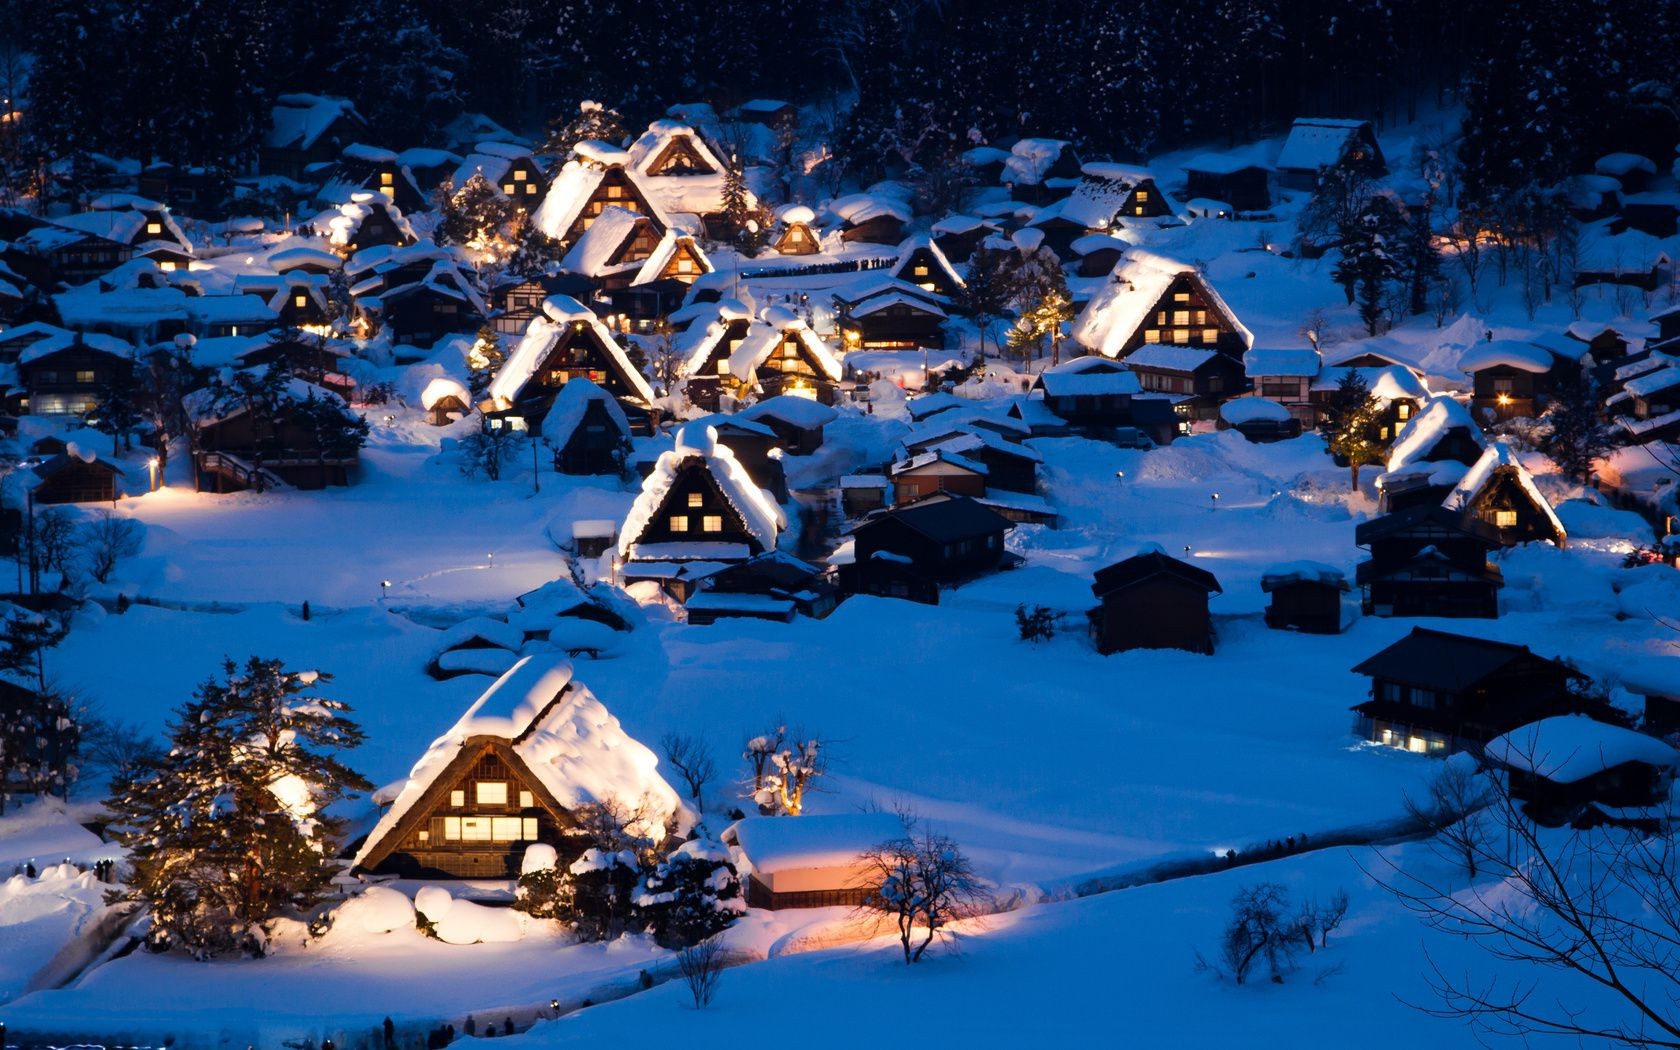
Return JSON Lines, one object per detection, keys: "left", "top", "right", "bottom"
{"left": 437, "top": 175, "right": 517, "bottom": 254}
{"left": 1332, "top": 194, "right": 1406, "bottom": 336}
{"left": 105, "top": 658, "right": 370, "bottom": 958}
{"left": 538, "top": 100, "right": 629, "bottom": 157}
{"left": 139, "top": 341, "right": 196, "bottom": 477}
{"left": 203, "top": 364, "right": 292, "bottom": 491}
{"left": 467, "top": 324, "right": 505, "bottom": 403}
{"left": 1538, "top": 370, "right": 1615, "bottom": 484}
{"left": 719, "top": 156, "right": 766, "bottom": 255}
{"left": 1318, "top": 369, "right": 1385, "bottom": 491}
{"left": 952, "top": 244, "right": 1016, "bottom": 360}
{"left": 636, "top": 840, "right": 743, "bottom": 948}
{"left": 0, "top": 608, "right": 74, "bottom": 813}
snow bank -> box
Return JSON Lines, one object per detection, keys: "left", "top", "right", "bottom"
{"left": 1221, "top": 397, "right": 1292, "bottom": 425}
{"left": 335, "top": 886, "right": 416, "bottom": 934}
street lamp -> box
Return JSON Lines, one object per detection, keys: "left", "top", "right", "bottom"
{"left": 381, "top": 579, "right": 391, "bottom": 601}
{"left": 147, "top": 457, "right": 159, "bottom": 493}
{"left": 1210, "top": 492, "right": 1220, "bottom": 509}
{"left": 1115, "top": 470, "right": 1125, "bottom": 482}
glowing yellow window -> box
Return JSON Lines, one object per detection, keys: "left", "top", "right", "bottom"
{"left": 146, "top": 222, "right": 162, "bottom": 234}
{"left": 524, "top": 183, "right": 536, "bottom": 194}
{"left": 1173, "top": 311, "right": 1190, "bottom": 325}
{"left": 518, "top": 790, "right": 533, "bottom": 808}
{"left": 491, "top": 817, "right": 523, "bottom": 841}
{"left": 1495, "top": 510, "right": 1518, "bottom": 528}
{"left": 476, "top": 781, "right": 507, "bottom": 805}
{"left": 702, "top": 515, "right": 723, "bottom": 532}
{"left": 160, "top": 260, "right": 177, "bottom": 271}
{"left": 606, "top": 185, "right": 623, "bottom": 198}
{"left": 1195, "top": 310, "right": 1207, "bottom": 324}
{"left": 513, "top": 169, "right": 527, "bottom": 182}
{"left": 1201, "top": 328, "right": 1219, "bottom": 343}
{"left": 913, "top": 265, "right": 929, "bottom": 276}
{"left": 1156, "top": 311, "right": 1167, "bottom": 324}
{"left": 716, "top": 359, "right": 730, "bottom": 375}
{"left": 1171, "top": 328, "right": 1189, "bottom": 344}
{"left": 687, "top": 492, "right": 704, "bottom": 507}
{"left": 1136, "top": 190, "right": 1150, "bottom": 202}
{"left": 1144, "top": 329, "right": 1161, "bottom": 344}
{"left": 669, "top": 515, "right": 689, "bottom": 532}
{"left": 294, "top": 294, "right": 307, "bottom": 308}
{"left": 1397, "top": 403, "right": 1412, "bottom": 420}
{"left": 380, "top": 171, "right": 394, "bottom": 186}
{"left": 523, "top": 817, "right": 539, "bottom": 839}
{"left": 460, "top": 817, "right": 492, "bottom": 841}
{"left": 502, "top": 183, "right": 516, "bottom": 194}
{"left": 1173, "top": 292, "right": 1190, "bottom": 303}
{"left": 443, "top": 817, "right": 461, "bottom": 840}
{"left": 450, "top": 789, "right": 465, "bottom": 807}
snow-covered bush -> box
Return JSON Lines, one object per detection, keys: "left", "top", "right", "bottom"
{"left": 569, "top": 848, "right": 641, "bottom": 942}
{"left": 636, "top": 838, "right": 743, "bottom": 948}
{"left": 334, "top": 885, "right": 416, "bottom": 934}
{"left": 514, "top": 844, "right": 572, "bottom": 921}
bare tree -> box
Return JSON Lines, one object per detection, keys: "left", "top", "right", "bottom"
{"left": 661, "top": 732, "right": 717, "bottom": 815}
{"left": 1401, "top": 757, "right": 1491, "bottom": 878}
{"left": 80, "top": 511, "right": 143, "bottom": 584}
{"left": 1219, "top": 883, "right": 1296, "bottom": 985}
{"left": 81, "top": 708, "right": 165, "bottom": 784}
{"left": 1295, "top": 890, "right": 1350, "bottom": 953}
{"left": 858, "top": 817, "right": 984, "bottom": 964}
{"left": 676, "top": 935, "right": 727, "bottom": 1008}
{"left": 35, "top": 508, "right": 78, "bottom": 590}
{"left": 1375, "top": 761, "right": 1680, "bottom": 1046}
{"left": 743, "top": 726, "right": 782, "bottom": 809}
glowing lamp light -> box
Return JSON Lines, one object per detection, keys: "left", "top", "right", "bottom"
{"left": 1496, "top": 393, "right": 1512, "bottom": 407}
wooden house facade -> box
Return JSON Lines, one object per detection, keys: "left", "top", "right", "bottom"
{"left": 1088, "top": 549, "right": 1222, "bottom": 655}
{"left": 1487, "top": 716, "right": 1678, "bottom": 824}
{"left": 1350, "top": 628, "right": 1596, "bottom": 754}
{"left": 840, "top": 493, "right": 1013, "bottom": 604}
{"left": 1355, "top": 506, "right": 1503, "bottom": 619}
{"left": 1259, "top": 563, "right": 1348, "bottom": 634}
{"left": 1183, "top": 156, "right": 1272, "bottom": 212}
{"left": 31, "top": 453, "right": 124, "bottom": 504}
{"left": 18, "top": 337, "right": 133, "bottom": 417}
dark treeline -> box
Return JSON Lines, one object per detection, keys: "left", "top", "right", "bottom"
{"left": 2, "top": 0, "right": 1677, "bottom": 199}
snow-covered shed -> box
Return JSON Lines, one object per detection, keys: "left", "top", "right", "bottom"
{"left": 420, "top": 377, "right": 471, "bottom": 426}
{"left": 1486, "top": 715, "right": 1678, "bottom": 819}
{"left": 262, "top": 94, "right": 368, "bottom": 180}
{"left": 538, "top": 376, "right": 632, "bottom": 475}
{"left": 426, "top": 617, "right": 525, "bottom": 681}
{"left": 771, "top": 204, "right": 821, "bottom": 256}
{"left": 1259, "top": 561, "right": 1348, "bottom": 635}
{"left": 740, "top": 393, "right": 840, "bottom": 453}
{"left": 1459, "top": 340, "right": 1558, "bottom": 421}
{"left": 891, "top": 234, "right": 965, "bottom": 297}
{"left": 725, "top": 812, "right": 902, "bottom": 910}
{"left": 354, "top": 655, "right": 691, "bottom": 879}
{"left": 1183, "top": 154, "right": 1272, "bottom": 212}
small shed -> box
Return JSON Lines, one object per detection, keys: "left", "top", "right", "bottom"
{"left": 1260, "top": 561, "right": 1348, "bottom": 634}
{"left": 1088, "top": 546, "right": 1222, "bottom": 655}
{"left": 1486, "top": 715, "right": 1678, "bottom": 823}
{"left": 726, "top": 812, "right": 904, "bottom": 910}
{"left": 420, "top": 377, "right": 471, "bottom": 426}
{"left": 31, "top": 449, "right": 125, "bottom": 504}
{"left": 1183, "top": 155, "right": 1272, "bottom": 212}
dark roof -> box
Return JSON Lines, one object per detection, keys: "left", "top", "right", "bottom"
{"left": 1354, "top": 504, "right": 1501, "bottom": 547}
{"left": 705, "top": 550, "right": 825, "bottom": 591}
{"left": 851, "top": 492, "right": 1012, "bottom": 543}
{"left": 35, "top": 453, "right": 122, "bottom": 480}
{"left": 1349, "top": 627, "right": 1583, "bottom": 693}
{"left": 1091, "top": 550, "right": 1222, "bottom": 598}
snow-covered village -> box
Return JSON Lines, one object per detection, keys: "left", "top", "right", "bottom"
{"left": 2, "top": 1, "right": 1680, "bottom": 1046}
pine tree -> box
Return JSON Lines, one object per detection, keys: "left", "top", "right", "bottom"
{"left": 1318, "top": 369, "right": 1385, "bottom": 491}
{"left": 720, "top": 157, "right": 765, "bottom": 256}
{"left": 1332, "top": 195, "right": 1406, "bottom": 336}
{"left": 437, "top": 175, "right": 517, "bottom": 255}
{"left": 104, "top": 658, "right": 370, "bottom": 958}
{"left": 467, "top": 324, "right": 505, "bottom": 403}
{"left": 636, "top": 840, "right": 743, "bottom": 948}
{"left": 952, "top": 245, "right": 1016, "bottom": 360}
{"left": 538, "top": 100, "right": 629, "bottom": 157}
{"left": 1538, "top": 369, "right": 1615, "bottom": 484}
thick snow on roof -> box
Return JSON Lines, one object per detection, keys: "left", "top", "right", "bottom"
{"left": 354, "top": 656, "right": 691, "bottom": 869}
{"left": 1054, "top": 169, "right": 1154, "bottom": 229}
{"left": 1038, "top": 368, "right": 1141, "bottom": 398}
{"left": 1459, "top": 340, "right": 1555, "bottom": 375}
{"left": 1312, "top": 364, "right": 1427, "bottom": 402}
{"left": 850, "top": 290, "right": 947, "bottom": 319}
{"left": 626, "top": 120, "right": 723, "bottom": 176}
{"left": 1125, "top": 345, "right": 1218, "bottom": 372}
{"left": 431, "top": 616, "right": 524, "bottom": 659}
{"left": 322, "top": 195, "right": 417, "bottom": 249}
{"left": 1275, "top": 119, "right": 1368, "bottom": 172}
{"left": 1386, "top": 396, "right": 1487, "bottom": 472}
{"left": 828, "top": 192, "right": 912, "bottom": 225}
{"left": 1244, "top": 348, "right": 1321, "bottom": 378}
{"left": 1575, "top": 227, "right": 1671, "bottom": 275}
{"left": 1221, "top": 397, "right": 1292, "bottom": 424}
{"left": 1003, "top": 138, "right": 1071, "bottom": 186}
{"left": 420, "top": 376, "right": 471, "bottom": 411}
{"left": 533, "top": 160, "right": 670, "bottom": 242}
{"left": 538, "top": 376, "right": 630, "bottom": 446}
{"left": 1595, "top": 153, "right": 1657, "bottom": 178}
{"left": 343, "top": 142, "right": 398, "bottom": 164}
{"left": 269, "top": 246, "right": 342, "bottom": 272}
{"left": 619, "top": 423, "right": 785, "bottom": 559}
{"left": 51, "top": 208, "right": 191, "bottom": 252}
{"left": 894, "top": 234, "right": 965, "bottom": 289}
{"left": 1444, "top": 442, "right": 1566, "bottom": 540}
{"left": 675, "top": 299, "right": 752, "bottom": 376}
{"left": 268, "top": 94, "right": 362, "bottom": 151}
{"left": 17, "top": 328, "right": 132, "bottom": 365}
{"left": 1183, "top": 153, "right": 1270, "bottom": 175}
{"left": 726, "top": 310, "right": 842, "bottom": 383}
{"left": 631, "top": 230, "right": 713, "bottom": 287}
{"left": 1486, "top": 715, "right": 1678, "bottom": 783}
{"left": 776, "top": 203, "right": 816, "bottom": 225}
{"left": 1625, "top": 364, "right": 1680, "bottom": 399}
{"left": 741, "top": 394, "right": 840, "bottom": 429}
{"left": 730, "top": 812, "right": 904, "bottom": 874}
{"left": 490, "top": 295, "right": 654, "bottom": 404}
{"left": 1073, "top": 251, "right": 1252, "bottom": 358}
{"left": 560, "top": 206, "right": 645, "bottom": 277}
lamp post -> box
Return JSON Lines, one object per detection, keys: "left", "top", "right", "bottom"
{"left": 1210, "top": 492, "right": 1220, "bottom": 510}
{"left": 147, "top": 457, "right": 159, "bottom": 493}
{"left": 380, "top": 579, "right": 391, "bottom": 602}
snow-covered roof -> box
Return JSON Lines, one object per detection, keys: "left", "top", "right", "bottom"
{"left": 894, "top": 234, "right": 965, "bottom": 289}
{"left": 725, "top": 308, "right": 842, "bottom": 383}
{"left": 1124, "top": 345, "right": 1219, "bottom": 373}
{"left": 1312, "top": 364, "right": 1427, "bottom": 402}
{"left": 431, "top": 616, "right": 524, "bottom": 659}
{"left": 740, "top": 393, "right": 839, "bottom": 430}
{"left": 1244, "top": 348, "right": 1321, "bottom": 378}
{"left": 50, "top": 208, "right": 191, "bottom": 252}
{"left": 1459, "top": 340, "right": 1555, "bottom": 375}
{"left": 1072, "top": 250, "right": 1253, "bottom": 358}
{"left": 675, "top": 299, "right": 753, "bottom": 376}
{"left": 420, "top": 376, "right": 471, "bottom": 411}
{"left": 728, "top": 812, "right": 904, "bottom": 874}
{"left": 532, "top": 159, "right": 672, "bottom": 242}
{"left": 1486, "top": 715, "right": 1678, "bottom": 783}
{"left": 1443, "top": 442, "right": 1566, "bottom": 541}
{"left": 1038, "top": 368, "right": 1141, "bottom": 398}
{"left": 538, "top": 376, "right": 630, "bottom": 446}
{"left": 320, "top": 194, "right": 417, "bottom": 249}
{"left": 626, "top": 120, "right": 723, "bottom": 176}
{"left": 559, "top": 206, "right": 646, "bottom": 277}
{"left": 1003, "top": 138, "right": 1071, "bottom": 186}
{"left": 490, "top": 295, "right": 654, "bottom": 404}
{"left": 1386, "top": 396, "right": 1487, "bottom": 472}
{"left": 269, "top": 246, "right": 343, "bottom": 273}
{"left": 619, "top": 423, "right": 785, "bottom": 559}
{"left": 1595, "top": 153, "right": 1657, "bottom": 178}
{"left": 268, "top": 94, "right": 363, "bottom": 151}
{"left": 354, "top": 656, "right": 691, "bottom": 871}
{"left": 828, "top": 192, "right": 912, "bottom": 226}
{"left": 631, "top": 230, "right": 713, "bottom": 286}
{"left": 849, "top": 290, "right": 946, "bottom": 319}
{"left": 1574, "top": 227, "right": 1672, "bottom": 275}
{"left": 1055, "top": 167, "right": 1157, "bottom": 228}
{"left": 1221, "top": 397, "right": 1292, "bottom": 425}
{"left": 1275, "top": 118, "right": 1370, "bottom": 172}
{"left": 1184, "top": 153, "right": 1271, "bottom": 175}
{"left": 1259, "top": 561, "right": 1348, "bottom": 591}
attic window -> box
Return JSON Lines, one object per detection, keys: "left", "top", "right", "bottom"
{"left": 513, "top": 169, "right": 527, "bottom": 182}
{"left": 1144, "top": 329, "right": 1161, "bottom": 344}
{"left": 294, "top": 294, "right": 307, "bottom": 308}
{"left": 702, "top": 515, "right": 723, "bottom": 532}
{"left": 1173, "top": 292, "right": 1190, "bottom": 303}
{"left": 1495, "top": 510, "right": 1518, "bottom": 528}
{"left": 524, "top": 183, "right": 536, "bottom": 194}
{"left": 160, "top": 260, "right": 176, "bottom": 271}
{"left": 1397, "top": 403, "right": 1412, "bottom": 420}
{"left": 606, "top": 185, "right": 624, "bottom": 199}
{"left": 1136, "top": 190, "right": 1150, "bottom": 202}
{"left": 380, "top": 171, "right": 394, "bottom": 186}
{"left": 1201, "top": 328, "right": 1219, "bottom": 344}
{"left": 716, "top": 360, "right": 730, "bottom": 375}
{"left": 1172, "top": 311, "right": 1190, "bottom": 326}
{"left": 450, "top": 789, "right": 465, "bottom": 807}
{"left": 670, "top": 515, "right": 689, "bottom": 532}
{"left": 502, "top": 183, "right": 516, "bottom": 194}
{"left": 146, "top": 222, "right": 162, "bottom": 234}
{"left": 475, "top": 781, "right": 508, "bottom": 805}
{"left": 518, "top": 789, "right": 534, "bottom": 809}
{"left": 687, "top": 492, "right": 704, "bottom": 507}
{"left": 913, "top": 265, "right": 929, "bottom": 277}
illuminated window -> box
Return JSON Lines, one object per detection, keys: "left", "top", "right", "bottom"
{"left": 523, "top": 817, "right": 539, "bottom": 839}
{"left": 1201, "top": 328, "right": 1219, "bottom": 344}
{"left": 670, "top": 515, "right": 689, "bottom": 532}
{"left": 443, "top": 816, "right": 461, "bottom": 840}
{"left": 1135, "top": 207, "right": 1146, "bottom": 216}
{"left": 1171, "top": 328, "right": 1189, "bottom": 344}
{"left": 518, "top": 790, "right": 533, "bottom": 809}
{"left": 491, "top": 817, "right": 524, "bottom": 841}
{"left": 702, "top": 515, "right": 723, "bottom": 532}
{"left": 716, "top": 359, "right": 730, "bottom": 375}
{"left": 146, "top": 222, "right": 162, "bottom": 234}
{"left": 294, "top": 294, "right": 307, "bottom": 308}
{"left": 525, "top": 183, "right": 536, "bottom": 194}
{"left": 1156, "top": 311, "right": 1167, "bottom": 324}
{"left": 606, "top": 184, "right": 624, "bottom": 199}
{"left": 513, "top": 169, "right": 527, "bottom": 182}
{"left": 1136, "top": 190, "right": 1150, "bottom": 202}
{"left": 1144, "top": 329, "right": 1161, "bottom": 344}
{"left": 417, "top": 829, "right": 429, "bottom": 842}
{"left": 1494, "top": 510, "right": 1518, "bottom": 528}
{"left": 913, "top": 265, "right": 929, "bottom": 276}
{"left": 502, "top": 183, "right": 516, "bottom": 194}
{"left": 160, "top": 260, "right": 177, "bottom": 271}
{"left": 1379, "top": 426, "right": 1389, "bottom": 440}
{"left": 475, "top": 781, "right": 507, "bottom": 805}
{"left": 1397, "top": 402, "right": 1412, "bottom": 420}
{"left": 687, "top": 492, "right": 704, "bottom": 507}
{"left": 1172, "top": 311, "right": 1190, "bottom": 326}
{"left": 75, "top": 370, "right": 95, "bottom": 384}
{"left": 380, "top": 171, "right": 394, "bottom": 186}
{"left": 1194, "top": 310, "right": 1207, "bottom": 325}
{"left": 1173, "top": 292, "right": 1190, "bottom": 303}
{"left": 460, "top": 817, "right": 493, "bottom": 841}
{"left": 450, "top": 789, "right": 465, "bottom": 807}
